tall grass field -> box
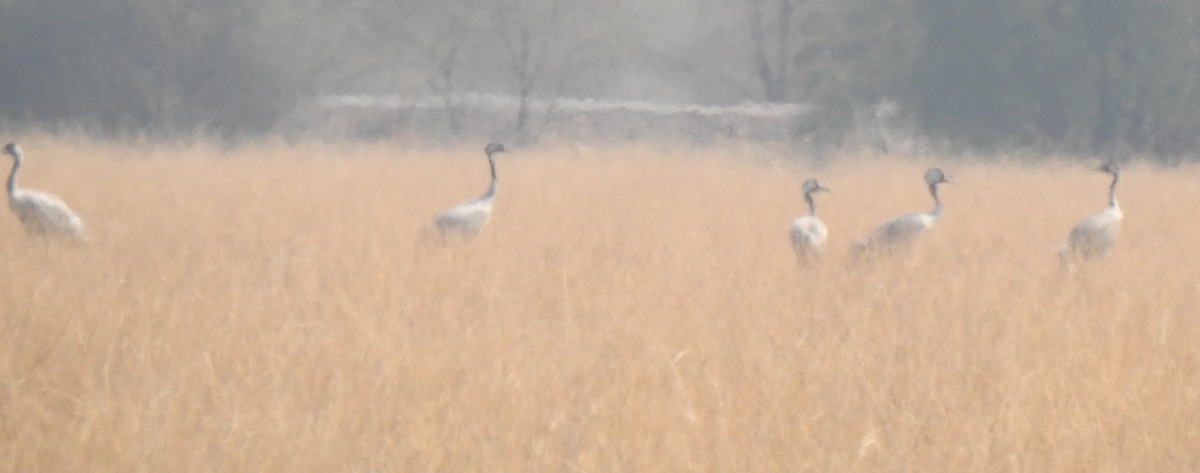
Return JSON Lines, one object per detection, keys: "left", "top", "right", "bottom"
{"left": 1, "top": 136, "right": 1198, "bottom": 471}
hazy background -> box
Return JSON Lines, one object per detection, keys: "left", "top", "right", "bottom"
{"left": 3, "top": 2, "right": 1200, "bottom": 468}
{"left": 1, "top": 0, "right": 1199, "bottom": 158}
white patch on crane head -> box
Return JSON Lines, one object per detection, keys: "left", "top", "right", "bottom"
{"left": 485, "top": 142, "right": 507, "bottom": 156}
{"left": 801, "top": 178, "right": 830, "bottom": 194}
{"left": 924, "top": 168, "right": 949, "bottom": 185}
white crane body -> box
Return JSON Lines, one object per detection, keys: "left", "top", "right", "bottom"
{"left": 1065, "top": 207, "right": 1122, "bottom": 259}
{"left": 791, "top": 217, "right": 827, "bottom": 251}
{"left": 435, "top": 195, "right": 494, "bottom": 240}
{"left": 860, "top": 211, "right": 937, "bottom": 250}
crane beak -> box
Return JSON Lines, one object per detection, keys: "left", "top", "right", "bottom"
{"left": 818, "top": 186, "right": 831, "bottom": 192}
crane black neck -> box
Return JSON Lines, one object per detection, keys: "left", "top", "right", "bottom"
{"left": 487, "top": 151, "right": 497, "bottom": 180}
{"left": 478, "top": 152, "right": 498, "bottom": 200}
{"left": 1107, "top": 171, "right": 1119, "bottom": 208}
{"left": 6, "top": 151, "right": 19, "bottom": 197}
{"left": 929, "top": 182, "right": 943, "bottom": 216}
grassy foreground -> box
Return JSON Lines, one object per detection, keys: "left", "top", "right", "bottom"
{"left": 1, "top": 136, "right": 1198, "bottom": 471}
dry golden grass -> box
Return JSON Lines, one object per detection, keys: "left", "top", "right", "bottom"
{"left": 1, "top": 135, "right": 1199, "bottom": 471}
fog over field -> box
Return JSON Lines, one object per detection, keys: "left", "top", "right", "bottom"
{"left": 2, "top": 0, "right": 1200, "bottom": 156}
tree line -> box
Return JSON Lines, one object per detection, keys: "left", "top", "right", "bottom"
{"left": 1, "top": 0, "right": 1198, "bottom": 158}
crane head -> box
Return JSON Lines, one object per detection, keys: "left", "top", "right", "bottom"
{"left": 1096, "top": 161, "right": 1120, "bottom": 176}
{"left": 924, "top": 168, "right": 950, "bottom": 186}
{"left": 3, "top": 143, "right": 20, "bottom": 157}
{"left": 485, "top": 142, "right": 507, "bottom": 157}
{"left": 801, "top": 178, "right": 830, "bottom": 194}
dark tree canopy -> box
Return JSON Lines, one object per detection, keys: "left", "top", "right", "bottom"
{"left": 0, "top": 0, "right": 1198, "bottom": 158}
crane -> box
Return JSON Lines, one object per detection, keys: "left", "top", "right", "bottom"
{"left": 790, "top": 178, "right": 830, "bottom": 262}
{"left": 853, "top": 168, "right": 949, "bottom": 255}
{"left": 432, "top": 142, "right": 507, "bottom": 242}
{"left": 4, "top": 143, "right": 86, "bottom": 240}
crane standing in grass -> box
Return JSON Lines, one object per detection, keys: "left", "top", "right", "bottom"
{"left": 853, "top": 168, "right": 949, "bottom": 255}
{"left": 4, "top": 143, "right": 86, "bottom": 240}
{"left": 790, "top": 178, "right": 831, "bottom": 262}
{"left": 1060, "top": 161, "right": 1122, "bottom": 269}
{"left": 433, "top": 142, "right": 507, "bottom": 242}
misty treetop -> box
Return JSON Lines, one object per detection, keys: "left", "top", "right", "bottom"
{"left": 904, "top": 0, "right": 1200, "bottom": 157}
{"left": 1, "top": 0, "right": 1199, "bottom": 158}
{"left": 0, "top": 0, "right": 291, "bottom": 139}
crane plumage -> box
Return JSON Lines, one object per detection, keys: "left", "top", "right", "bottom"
{"left": 853, "top": 168, "right": 949, "bottom": 254}
{"left": 432, "top": 142, "right": 506, "bottom": 242}
{"left": 4, "top": 143, "right": 86, "bottom": 240}
{"left": 790, "top": 178, "right": 830, "bottom": 262}
{"left": 1060, "top": 161, "right": 1122, "bottom": 267}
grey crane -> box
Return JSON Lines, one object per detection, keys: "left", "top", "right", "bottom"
{"left": 853, "top": 168, "right": 949, "bottom": 254}
{"left": 432, "top": 142, "right": 506, "bottom": 242}
{"left": 790, "top": 178, "right": 830, "bottom": 262}
{"left": 1060, "top": 161, "right": 1122, "bottom": 268}
{"left": 4, "top": 143, "right": 86, "bottom": 239}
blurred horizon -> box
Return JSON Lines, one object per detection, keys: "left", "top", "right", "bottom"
{"left": 1, "top": 0, "right": 1199, "bottom": 160}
